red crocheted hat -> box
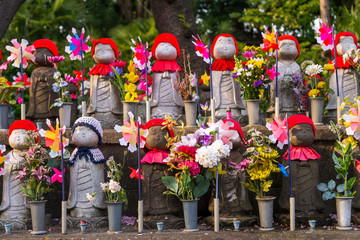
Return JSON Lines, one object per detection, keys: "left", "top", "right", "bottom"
{"left": 278, "top": 35, "right": 300, "bottom": 60}
{"left": 222, "top": 119, "right": 245, "bottom": 142}
{"left": 144, "top": 118, "right": 175, "bottom": 138}
{"left": 335, "top": 32, "right": 358, "bottom": 49}
{"left": 151, "top": 33, "right": 180, "bottom": 60}
{"left": 33, "top": 39, "right": 59, "bottom": 57}
{"left": 287, "top": 115, "right": 316, "bottom": 136}
{"left": 211, "top": 33, "right": 238, "bottom": 60}
{"left": 8, "top": 120, "right": 38, "bottom": 142}
{"left": 91, "top": 38, "right": 119, "bottom": 59}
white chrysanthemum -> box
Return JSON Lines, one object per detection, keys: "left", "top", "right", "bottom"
{"left": 108, "top": 179, "right": 121, "bottom": 193}
{"left": 195, "top": 146, "right": 219, "bottom": 168}
{"left": 211, "top": 140, "right": 230, "bottom": 159}
{"left": 305, "top": 64, "right": 323, "bottom": 76}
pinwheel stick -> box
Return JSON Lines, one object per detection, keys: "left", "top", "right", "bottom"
{"left": 332, "top": 26, "right": 340, "bottom": 123}
{"left": 80, "top": 43, "right": 86, "bottom": 117}
{"left": 208, "top": 40, "right": 215, "bottom": 123}
{"left": 137, "top": 123, "right": 143, "bottom": 233}
{"left": 195, "top": 76, "right": 200, "bottom": 116}
{"left": 20, "top": 47, "right": 25, "bottom": 120}
{"left": 145, "top": 49, "right": 150, "bottom": 122}
{"left": 286, "top": 122, "right": 295, "bottom": 231}
{"left": 60, "top": 131, "right": 67, "bottom": 234}
{"left": 275, "top": 34, "right": 280, "bottom": 119}
{"left": 214, "top": 127, "right": 220, "bottom": 232}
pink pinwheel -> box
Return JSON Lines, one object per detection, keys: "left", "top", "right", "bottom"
{"left": 13, "top": 72, "right": 30, "bottom": 87}
{"left": 5, "top": 39, "right": 35, "bottom": 68}
{"left": 265, "top": 65, "right": 280, "bottom": 81}
{"left": 343, "top": 108, "right": 360, "bottom": 139}
{"left": 192, "top": 35, "right": 210, "bottom": 64}
{"left": 65, "top": 28, "right": 91, "bottom": 61}
{"left": 207, "top": 120, "right": 238, "bottom": 149}
{"left": 51, "top": 168, "right": 65, "bottom": 183}
{"left": 114, "top": 112, "right": 148, "bottom": 153}
{"left": 314, "top": 18, "right": 333, "bottom": 51}
{"left": 130, "top": 37, "right": 151, "bottom": 71}
{"left": 266, "top": 116, "right": 288, "bottom": 149}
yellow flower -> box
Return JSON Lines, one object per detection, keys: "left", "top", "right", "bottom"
{"left": 323, "top": 63, "right": 335, "bottom": 70}
{"left": 308, "top": 89, "right": 320, "bottom": 97}
{"left": 127, "top": 60, "right": 136, "bottom": 73}
{"left": 317, "top": 81, "right": 326, "bottom": 89}
{"left": 124, "top": 91, "right": 138, "bottom": 101}
{"left": 123, "top": 71, "right": 139, "bottom": 84}
{"left": 254, "top": 60, "right": 266, "bottom": 68}
{"left": 125, "top": 83, "right": 137, "bottom": 93}
{"left": 259, "top": 89, "right": 265, "bottom": 99}
{"left": 201, "top": 71, "right": 210, "bottom": 86}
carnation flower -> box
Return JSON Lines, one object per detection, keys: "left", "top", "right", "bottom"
{"left": 108, "top": 179, "right": 121, "bottom": 193}
{"left": 100, "top": 182, "right": 108, "bottom": 191}
{"left": 195, "top": 146, "right": 219, "bottom": 168}
{"left": 211, "top": 140, "right": 230, "bottom": 159}
{"left": 305, "top": 64, "right": 323, "bottom": 76}
{"left": 86, "top": 192, "right": 96, "bottom": 202}
{"left": 178, "top": 161, "right": 200, "bottom": 177}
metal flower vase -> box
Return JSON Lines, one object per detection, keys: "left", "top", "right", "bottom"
{"left": 181, "top": 199, "right": 199, "bottom": 232}
{"left": 336, "top": 196, "right": 353, "bottom": 230}
{"left": 0, "top": 103, "right": 10, "bottom": 129}
{"left": 59, "top": 102, "right": 73, "bottom": 128}
{"left": 245, "top": 99, "right": 261, "bottom": 126}
{"left": 183, "top": 101, "right": 198, "bottom": 127}
{"left": 106, "top": 201, "right": 124, "bottom": 233}
{"left": 256, "top": 196, "right": 276, "bottom": 231}
{"left": 122, "top": 101, "right": 137, "bottom": 122}
{"left": 309, "top": 97, "right": 324, "bottom": 125}
{"left": 29, "top": 200, "right": 47, "bottom": 235}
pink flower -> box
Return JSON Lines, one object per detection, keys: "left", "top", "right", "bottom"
{"left": 178, "top": 161, "right": 200, "bottom": 177}
{"left": 230, "top": 159, "right": 250, "bottom": 174}
{"left": 70, "top": 93, "right": 77, "bottom": 100}
{"left": 16, "top": 167, "right": 27, "bottom": 180}
{"left": 64, "top": 73, "right": 78, "bottom": 84}
{"left": 242, "top": 50, "right": 256, "bottom": 60}
{"left": 17, "top": 97, "right": 23, "bottom": 104}
{"left": 31, "top": 166, "right": 44, "bottom": 181}
{"left": 47, "top": 56, "right": 65, "bottom": 63}
{"left": 265, "top": 65, "right": 280, "bottom": 81}
{"left": 110, "top": 60, "right": 126, "bottom": 69}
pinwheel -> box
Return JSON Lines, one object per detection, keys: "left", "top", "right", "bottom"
{"left": 13, "top": 73, "right": 30, "bottom": 87}
{"left": 51, "top": 168, "right": 65, "bottom": 183}
{"left": 356, "top": 160, "right": 360, "bottom": 173}
{"left": 314, "top": 18, "right": 333, "bottom": 51}
{"left": 278, "top": 162, "right": 289, "bottom": 177}
{"left": 343, "top": 108, "right": 360, "bottom": 139}
{"left": 39, "top": 119, "right": 69, "bottom": 157}
{"left": 192, "top": 35, "right": 210, "bottom": 64}
{"left": 65, "top": 28, "right": 91, "bottom": 61}
{"left": 114, "top": 112, "right": 148, "bottom": 152}
{"left": 129, "top": 167, "right": 144, "bottom": 179}
{"left": 266, "top": 116, "right": 288, "bottom": 149}
{"left": 130, "top": 37, "right": 151, "bottom": 71}
{"left": 261, "top": 25, "right": 278, "bottom": 52}
{"left": 207, "top": 120, "right": 238, "bottom": 149}
{"left": 5, "top": 39, "right": 35, "bottom": 68}
{"left": 208, "top": 162, "right": 227, "bottom": 178}
{"left": 0, "top": 145, "right": 6, "bottom": 175}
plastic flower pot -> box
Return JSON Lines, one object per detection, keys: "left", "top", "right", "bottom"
{"left": 181, "top": 199, "right": 199, "bottom": 232}
{"left": 156, "top": 222, "right": 164, "bottom": 231}
{"left": 245, "top": 99, "right": 261, "bottom": 126}
{"left": 233, "top": 220, "right": 240, "bottom": 231}
{"left": 0, "top": 103, "right": 10, "bottom": 129}
{"left": 336, "top": 196, "right": 353, "bottom": 230}
{"left": 80, "top": 222, "right": 87, "bottom": 233}
{"left": 4, "top": 223, "right": 12, "bottom": 234}
{"left": 122, "top": 101, "right": 137, "bottom": 122}
{"left": 256, "top": 196, "right": 276, "bottom": 231}
{"left": 29, "top": 200, "right": 47, "bottom": 235}
{"left": 106, "top": 201, "right": 123, "bottom": 233}
{"left": 59, "top": 102, "right": 73, "bottom": 128}
{"left": 309, "top": 97, "right": 324, "bottom": 125}
{"left": 183, "top": 101, "right": 198, "bottom": 127}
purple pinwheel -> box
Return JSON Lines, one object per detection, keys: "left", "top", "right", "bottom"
{"left": 65, "top": 28, "right": 91, "bottom": 61}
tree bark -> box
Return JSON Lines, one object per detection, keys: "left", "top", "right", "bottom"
{"left": 149, "top": 0, "right": 208, "bottom": 103}
{"left": 0, "top": 0, "right": 26, "bottom": 40}
{"left": 320, "top": 0, "right": 331, "bottom": 25}
{"left": 117, "top": 0, "right": 133, "bottom": 21}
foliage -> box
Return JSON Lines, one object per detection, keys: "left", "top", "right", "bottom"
{"left": 17, "top": 131, "right": 53, "bottom": 201}
{"left": 101, "top": 155, "right": 128, "bottom": 207}
{"left": 317, "top": 121, "right": 358, "bottom": 200}
{"left": 239, "top": 129, "right": 280, "bottom": 198}
{"left": 0, "top": 76, "right": 24, "bottom": 103}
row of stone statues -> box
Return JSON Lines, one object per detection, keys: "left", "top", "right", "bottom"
{"left": 23, "top": 32, "right": 358, "bottom": 129}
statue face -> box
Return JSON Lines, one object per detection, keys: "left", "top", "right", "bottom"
{"left": 229, "top": 130, "right": 242, "bottom": 149}
{"left": 155, "top": 42, "right": 177, "bottom": 60}
{"left": 34, "top": 48, "right": 54, "bottom": 67}
{"left": 145, "top": 126, "right": 168, "bottom": 150}
{"left": 278, "top": 39, "right": 298, "bottom": 61}
{"left": 337, "top": 36, "right": 357, "bottom": 56}
{"left": 9, "top": 129, "right": 28, "bottom": 150}
{"left": 213, "top": 36, "right": 236, "bottom": 60}
{"left": 72, "top": 126, "right": 99, "bottom": 147}
{"left": 93, "top": 43, "right": 116, "bottom": 64}
{"left": 289, "top": 124, "right": 315, "bottom": 147}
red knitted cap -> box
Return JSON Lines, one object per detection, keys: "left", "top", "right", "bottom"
{"left": 144, "top": 118, "right": 175, "bottom": 138}
{"left": 222, "top": 119, "right": 244, "bottom": 142}
{"left": 8, "top": 120, "right": 38, "bottom": 142}
{"left": 211, "top": 33, "right": 238, "bottom": 60}
{"left": 151, "top": 33, "right": 180, "bottom": 60}
{"left": 278, "top": 35, "right": 300, "bottom": 60}
{"left": 33, "top": 39, "right": 59, "bottom": 56}
{"left": 91, "top": 38, "right": 119, "bottom": 59}
{"left": 335, "top": 32, "right": 358, "bottom": 49}
{"left": 287, "top": 115, "right": 315, "bottom": 136}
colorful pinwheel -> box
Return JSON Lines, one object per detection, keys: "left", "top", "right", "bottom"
{"left": 278, "top": 162, "right": 289, "bottom": 177}
{"left": 356, "top": 160, "right": 360, "bottom": 173}
{"left": 114, "top": 112, "right": 148, "bottom": 152}
{"left": 5, "top": 39, "right": 35, "bottom": 68}
{"left": 39, "top": 119, "right": 69, "bottom": 157}
{"left": 207, "top": 120, "right": 239, "bottom": 149}
{"left": 343, "top": 108, "right": 360, "bottom": 139}
{"left": 129, "top": 167, "right": 144, "bottom": 179}
{"left": 65, "top": 28, "right": 91, "bottom": 61}
{"left": 13, "top": 72, "right": 30, "bottom": 87}
{"left": 314, "top": 18, "right": 333, "bottom": 51}
{"left": 192, "top": 35, "right": 210, "bottom": 64}
{"left": 0, "top": 145, "right": 6, "bottom": 175}
{"left": 51, "top": 168, "right": 65, "bottom": 183}
{"left": 266, "top": 116, "right": 288, "bottom": 149}
{"left": 130, "top": 37, "right": 152, "bottom": 71}
{"left": 260, "top": 25, "right": 278, "bottom": 52}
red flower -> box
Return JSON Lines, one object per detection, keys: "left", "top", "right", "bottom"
{"left": 178, "top": 145, "right": 197, "bottom": 159}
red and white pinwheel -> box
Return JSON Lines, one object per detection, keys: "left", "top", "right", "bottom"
{"left": 130, "top": 37, "right": 151, "bottom": 72}
{"left": 192, "top": 35, "right": 210, "bottom": 64}
{"left": 314, "top": 18, "right": 333, "bottom": 51}
{"left": 266, "top": 116, "right": 288, "bottom": 149}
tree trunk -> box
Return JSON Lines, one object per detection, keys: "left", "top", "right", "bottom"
{"left": 149, "top": 0, "right": 209, "bottom": 104}
{"left": 320, "top": 0, "right": 331, "bottom": 25}
{"left": 117, "top": 0, "right": 133, "bottom": 21}
{"left": 0, "top": 0, "right": 26, "bottom": 40}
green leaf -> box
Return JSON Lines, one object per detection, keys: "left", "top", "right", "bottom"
{"left": 328, "top": 180, "right": 336, "bottom": 190}
{"left": 335, "top": 165, "right": 346, "bottom": 179}
{"left": 161, "top": 176, "right": 178, "bottom": 194}
{"left": 344, "top": 143, "right": 351, "bottom": 155}
{"left": 52, "top": 0, "right": 64, "bottom": 13}
{"left": 322, "top": 191, "right": 331, "bottom": 201}
{"left": 332, "top": 152, "right": 340, "bottom": 165}
{"left": 193, "top": 179, "right": 210, "bottom": 198}
{"left": 317, "top": 182, "right": 328, "bottom": 192}
{"left": 347, "top": 177, "right": 357, "bottom": 191}
{"left": 337, "top": 184, "right": 345, "bottom": 193}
